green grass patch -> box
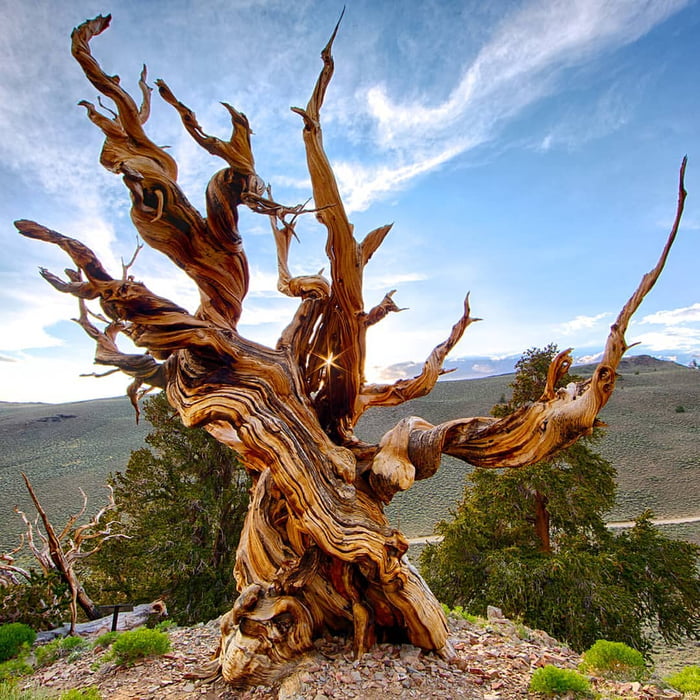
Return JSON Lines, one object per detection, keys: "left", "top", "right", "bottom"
{"left": 92, "top": 631, "right": 120, "bottom": 649}
{"left": 580, "top": 639, "right": 648, "bottom": 681}
{"left": 0, "top": 625, "right": 35, "bottom": 663}
{"left": 59, "top": 688, "right": 102, "bottom": 700}
{"left": 35, "top": 636, "right": 89, "bottom": 667}
{"left": 0, "top": 682, "right": 48, "bottom": 700}
{"left": 105, "top": 628, "right": 170, "bottom": 667}
{"left": 0, "top": 657, "right": 33, "bottom": 683}
{"left": 666, "top": 665, "right": 700, "bottom": 694}
{"left": 440, "top": 603, "right": 483, "bottom": 625}
{"left": 529, "top": 665, "right": 592, "bottom": 697}
{"left": 152, "top": 619, "right": 176, "bottom": 632}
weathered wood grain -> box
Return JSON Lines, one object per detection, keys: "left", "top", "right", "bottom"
{"left": 16, "top": 14, "right": 687, "bottom": 687}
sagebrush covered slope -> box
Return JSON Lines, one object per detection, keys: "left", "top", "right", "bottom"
{"left": 1, "top": 356, "right": 698, "bottom": 551}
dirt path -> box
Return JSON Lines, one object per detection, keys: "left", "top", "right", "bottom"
{"left": 407, "top": 515, "right": 700, "bottom": 546}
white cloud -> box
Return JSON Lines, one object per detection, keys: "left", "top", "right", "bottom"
{"left": 0, "top": 288, "right": 77, "bottom": 352}
{"left": 0, "top": 352, "right": 130, "bottom": 404}
{"left": 341, "top": 0, "right": 688, "bottom": 210}
{"left": 334, "top": 143, "right": 466, "bottom": 212}
{"left": 367, "top": 0, "right": 685, "bottom": 144}
{"left": 641, "top": 303, "right": 700, "bottom": 325}
{"left": 559, "top": 312, "right": 611, "bottom": 334}
{"left": 364, "top": 272, "right": 428, "bottom": 291}
{"left": 537, "top": 86, "right": 632, "bottom": 151}
{"left": 238, "top": 298, "right": 298, "bottom": 328}
{"left": 248, "top": 267, "right": 283, "bottom": 296}
{"left": 632, "top": 327, "right": 700, "bottom": 352}
{"left": 575, "top": 351, "right": 604, "bottom": 365}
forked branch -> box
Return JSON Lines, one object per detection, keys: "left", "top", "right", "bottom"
{"left": 16, "top": 474, "right": 127, "bottom": 632}
{"left": 375, "top": 159, "right": 688, "bottom": 487}
{"left": 358, "top": 294, "right": 480, "bottom": 416}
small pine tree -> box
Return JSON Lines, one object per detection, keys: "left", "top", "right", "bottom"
{"left": 86, "top": 392, "right": 250, "bottom": 624}
{"left": 420, "top": 345, "right": 700, "bottom": 652}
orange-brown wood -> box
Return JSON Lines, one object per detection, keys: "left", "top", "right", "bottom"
{"left": 16, "top": 14, "right": 687, "bottom": 687}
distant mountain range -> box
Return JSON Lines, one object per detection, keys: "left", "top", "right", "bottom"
{"left": 380, "top": 350, "right": 699, "bottom": 383}
{"left": 382, "top": 348, "right": 700, "bottom": 382}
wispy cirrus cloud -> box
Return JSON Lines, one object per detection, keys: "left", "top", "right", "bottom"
{"left": 364, "top": 271, "right": 428, "bottom": 291}
{"left": 334, "top": 143, "right": 468, "bottom": 212}
{"left": 538, "top": 86, "right": 633, "bottom": 152}
{"left": 336, "top": 0, "right": 688, "bottom": 211}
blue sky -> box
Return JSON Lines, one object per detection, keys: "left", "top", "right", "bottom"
{"left": 1, "top": 0, "right": 699, "bottom": 403}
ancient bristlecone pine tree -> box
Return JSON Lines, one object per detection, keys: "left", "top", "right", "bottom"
{"left": 16, "top": 15, "right": 687, "bottom": 687}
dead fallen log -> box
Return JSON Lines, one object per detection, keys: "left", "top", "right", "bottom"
{"left": 35, "top": 600, "right": 167, "bottom": 642}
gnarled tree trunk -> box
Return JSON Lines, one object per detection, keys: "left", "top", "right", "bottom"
{"left": 17, "top": 14, "right": 687, "bottom": 687}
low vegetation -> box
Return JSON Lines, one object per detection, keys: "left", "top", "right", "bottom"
{"left": 580, "top": 640, "right": 648, "bottom": 681}
{"left": 57, "top": 689, "right": 101, "bottom": 700}
{"left": 0, "top": 657, "right": 33, "bottom": 683}
{"left": 0, "top": 619, "right": 169, "bottom": 695}
{"left": 0, "top": 683, "right": 101, "bottom": 699}
{"left": 104, "top": 628, "right": 171, "bottom": 667}
{"left": 665, "top": 665, "right": 700, "bottom": 694}
{"left": 0, "top": 625, "right": 35, "bottom": 663}
{"left": 529, "top": 665, "right": 592, "bottom": 697}
{"left": 35, "top": 636, "right": 89, "bottom": 667}
{"left": 92, "top": 631, "right": 119, "bottom": 650}
{"left": 440, "top": 603, "right": 482, "bottom": 626}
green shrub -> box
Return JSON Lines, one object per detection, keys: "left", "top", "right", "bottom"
{"left": 0, "top": 570, "right": 71, "bottom": 630}
{"left": 0, "top": 657, "right": 34, "bottom": 683}
{"left": 152, "top": 619, "right": 176, "bottom": 632}
{"left": 675, "top": 405, "right": 686, "bottom": 413}
{"left": 0, "top": 624, "right": 36, "bottom": 662}
{"left": 529, "top": 665, "right": 592, "bottom": 696}
{"left": 35, "top": 636, "right": 89, "bottom": 667}
{"left": 666, "top": 665, "right": 700, "bottom": 694}
{"left": 440, "top": 603, "right": 482, "bottom": 625}
{"left": 581, "top": 639, "right": 648, "bottom": 680}
{"left": 59, "top": 688, "right": 102, "bottom": 700}
{"left": 107, "top": 628, "right": 170, "bottom": 666}
{"left": 92, "top": 631, "right": 120, "bottom": 649}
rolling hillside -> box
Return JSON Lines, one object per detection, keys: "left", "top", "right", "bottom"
{"left": 1, "top": 356, "right": 698, "bottom": 551}
{"left": 0, "top": 397, "right": 149, "bottom": 551}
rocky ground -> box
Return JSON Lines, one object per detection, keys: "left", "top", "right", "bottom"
{"left": 21, "top": 608, "right": 687, "bottom": 699}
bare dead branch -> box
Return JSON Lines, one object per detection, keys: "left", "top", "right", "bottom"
{"left": 357, "top": 294, "right": 480, "bottom": 415}
{"left": 157, "top": 80, "right": 256, "bottom": 175}
{"left": 121, "top": 238, "right": 144, "bottom": 279}
{"left": 360, "top": 224, "right": 393, "bottom": 266}
{"left": 17, "top": 14, "right": 687, "bottom": 686}
{"left": 18, "top": 473, "right": 127, "bottom": 632}
{"left": 364, "top": 289, "right": 407, "bottom": 327}
{"left": 0, "top": 539, "right": 32, "bottom": 586}
{"left": 600, "top": 156, "right": 687, "bottom": 372}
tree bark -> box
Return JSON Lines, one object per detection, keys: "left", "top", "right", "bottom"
{"left": 534, "top": 491, "right": 551, "bottom": 553}
{"left": 16, "top": 14, "right": 687, "bottom": 686}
